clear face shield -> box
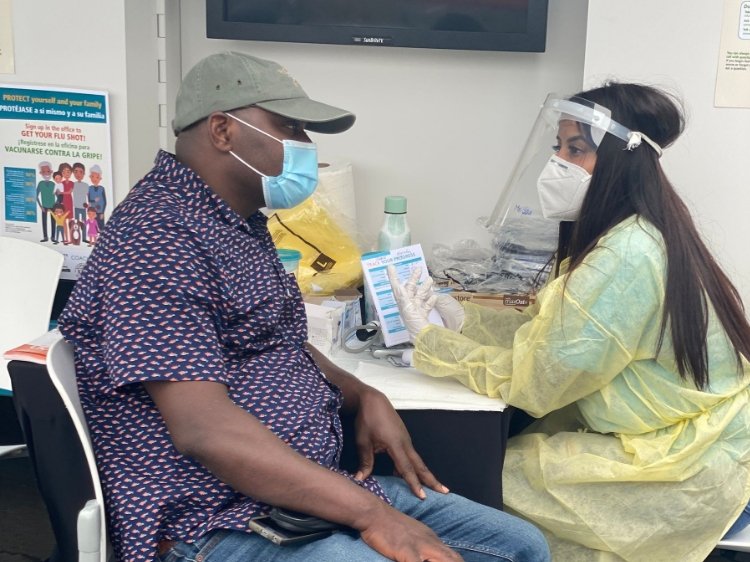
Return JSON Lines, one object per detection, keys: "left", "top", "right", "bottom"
{"left": 477, "top": 94, "right": 631, "bottom": 292}
{"left": 486, "top": 93, "right": 632, "bottom": 228}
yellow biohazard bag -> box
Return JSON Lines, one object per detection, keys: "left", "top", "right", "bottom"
{"left": 267, "top": 197, "right": 363, "bottom": 295}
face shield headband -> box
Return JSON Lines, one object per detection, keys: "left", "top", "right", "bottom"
{"left": 547, "top": 98, "right": 663, "bottom": 156}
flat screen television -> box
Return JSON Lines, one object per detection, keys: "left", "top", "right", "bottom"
{"left": 206, "top": 0, "right": 549, "bottom": 53}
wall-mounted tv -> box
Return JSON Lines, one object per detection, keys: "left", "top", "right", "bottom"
{"left": 206, "top": 1, "right": 549, "bottom": 53}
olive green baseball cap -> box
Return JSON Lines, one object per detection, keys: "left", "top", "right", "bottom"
{"left": 172, "top": 51, "right": 355, "bottom": 135}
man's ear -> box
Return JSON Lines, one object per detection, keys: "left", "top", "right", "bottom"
{"left": 206, "top": 112, "right": 234, "bottom": 153}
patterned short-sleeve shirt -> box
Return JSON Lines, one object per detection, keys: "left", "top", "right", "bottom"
{"left": 58, "top": 150, "right": 387, "bottom": 562}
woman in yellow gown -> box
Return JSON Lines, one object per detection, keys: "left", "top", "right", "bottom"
{"left": 389, "top": 82, "right": 750, "bottom": 561}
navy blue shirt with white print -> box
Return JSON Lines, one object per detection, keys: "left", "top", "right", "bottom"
{"left": 58, "top": 150, "right": 388, "bottom": 562}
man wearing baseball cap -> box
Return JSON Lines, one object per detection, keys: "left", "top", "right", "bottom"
{"left": 58, "top": 51, "right": 549, "bottom": 562}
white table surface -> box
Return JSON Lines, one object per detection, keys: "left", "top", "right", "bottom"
{"left": 326, "top": 348, "right": 507, "bottom": 412}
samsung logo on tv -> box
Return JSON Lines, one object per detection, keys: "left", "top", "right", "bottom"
{"left": 352, "top": 36, "right": 393, "bottom": 46}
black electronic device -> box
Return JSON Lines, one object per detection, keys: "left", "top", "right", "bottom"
{"left": 206, "top": 0, "right": 549, "bottom": 53}
{"left": 248, "top": 515, "right": 333, "bottom": 546}
{"left": 269, "top": 507, "right": 344, "bottom": 534}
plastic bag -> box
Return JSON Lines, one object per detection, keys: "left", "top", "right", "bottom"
{"left": 267, "top": 197, "right": 363, "bottom": 295}
{"left": 429, "top": 216, "right": 557, "bottom": 294}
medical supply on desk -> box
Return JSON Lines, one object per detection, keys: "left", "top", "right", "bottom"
{"left": 339, "top": 320, "right": 413, "bottom": 367}
{"left": 361, "top": 244, "right": 443, "bottom": 347}
{"left": 304, "top": 289, "right": 362, "bottom": 355}
{"left": 428, "top": 219, "right": 556, "bottom": 297}
{"left": 277, "top": 248, "right": 302, "bottom": 277}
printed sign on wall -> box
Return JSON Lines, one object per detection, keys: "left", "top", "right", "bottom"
{"left": 0, "top": 84, "right": 113, "bottom": 279}
{"left": 716, "top": 0, "right": 750, "bottom": 108}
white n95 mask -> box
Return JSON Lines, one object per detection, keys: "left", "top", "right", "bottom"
{"left": 536, "top": 155, "right": 592, "bottom": 221}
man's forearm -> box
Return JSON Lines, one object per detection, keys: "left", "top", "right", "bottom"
{"left": 146, "top": 380, "right": 388, "bottom": 531}
{"left": 196, "top": 409, "right": 385, "bottom": 528}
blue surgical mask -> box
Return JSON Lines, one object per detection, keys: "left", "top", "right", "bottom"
{"left": 226, "top": 112, "right": 319, "bottom": 210}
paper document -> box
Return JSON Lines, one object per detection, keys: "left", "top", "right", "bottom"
{"left": 361, "top": 244, "right": 443, "bottom": 347}
{"left": 715, "top": 0, "right": 750, "bottom": 108}
{"left": 3, "top": 328, "right": 61, "bottom": 365}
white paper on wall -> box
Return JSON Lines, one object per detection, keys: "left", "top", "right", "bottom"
{"left": 715, "top": 0, "right": 750, "bottom": 108}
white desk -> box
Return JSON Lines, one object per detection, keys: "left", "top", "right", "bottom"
{"left": 329, "top": 348, "right": 509, "bottom": 509}
{"left": 328, "top": 349, "right": 507, "bottom": 412}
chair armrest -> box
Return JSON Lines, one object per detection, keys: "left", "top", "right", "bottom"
{"left": 77, "top": 498, "right": 102, "bottom": 561}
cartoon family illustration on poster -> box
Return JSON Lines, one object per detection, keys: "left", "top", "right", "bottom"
{"left": 1, "top": 84, "right": 112, "bottom": 280}
{"left": 36, "top": 160, "right": 105, "bottom": 246}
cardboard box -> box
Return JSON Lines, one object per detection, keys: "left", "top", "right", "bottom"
{"left": 448, "top": 291, "right": 535, "bottom": 311}
{"left": 435, "top": 281, "right": 535, "bottom": 312}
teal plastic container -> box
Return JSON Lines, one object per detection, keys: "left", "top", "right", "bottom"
{"left": 277, "top": 248, "right": 302, "bottom": 276}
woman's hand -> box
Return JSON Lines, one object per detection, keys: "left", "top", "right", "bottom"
{"left": 433, "top": 293, "right": 465, "bottom": 332}
{"left": 387, "top": 266, "right": 436, "bottom": 340}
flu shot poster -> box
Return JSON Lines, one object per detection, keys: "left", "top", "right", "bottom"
{"left": 0, "top": 84, "right": 113, "bottom": 279}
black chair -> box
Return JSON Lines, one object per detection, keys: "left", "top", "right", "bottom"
{"left": 9, "top": 341, "right": 103, "bottom": 562}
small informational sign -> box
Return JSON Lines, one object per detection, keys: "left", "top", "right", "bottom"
{"left": 361, "top": 244, "right": 443, "bottom": 347}
{"left": 0, "top": 84, "right": 113, "bottom": 279}
{"left": 715, "top": 0, "right": 750, "bottom": 108}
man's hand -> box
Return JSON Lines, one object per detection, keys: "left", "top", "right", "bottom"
{"left": 305, "top": 345, "right": 449, "bottom": 498}
{"left": 352, "top": 386, "right": 449, "bottom": 499}
{"left": 358, "top": 503, "right": 464, "bottom": 562}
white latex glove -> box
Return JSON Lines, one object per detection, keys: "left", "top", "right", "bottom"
{"left": 434, "top": 293, "right": 465, "bottom": 332}
{"left": 387, "top": 265, "right": 436, "bottom": 341}
{"left": 401, "top": 348, "right": 414, "bottom": 367}
{"left": 410, "top": 276, "right": 465, "bottom": 331}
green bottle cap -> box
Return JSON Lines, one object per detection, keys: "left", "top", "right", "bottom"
{"left": 384, "top": 195, "right": 407, "bottom": 214}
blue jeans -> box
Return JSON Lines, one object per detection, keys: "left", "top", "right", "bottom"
{"left": 724, "top": 500, "right": 750, "bottom": 539}
{"left": 157, "top": 476, "right": 550, "bottom": 562}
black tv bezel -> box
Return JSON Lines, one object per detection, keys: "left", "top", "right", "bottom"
{"left": 206, "top": 1, "right": 549, "bottom": 53}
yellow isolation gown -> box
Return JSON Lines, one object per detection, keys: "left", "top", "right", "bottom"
{"left": 413, "top": 216, "right": 750, "bottom": 561}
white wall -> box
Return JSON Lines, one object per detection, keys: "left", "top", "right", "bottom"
{"left": 176, "top": 0, "right": 589, "bottom": 252}
{"left": 3, "top": 0, "right": 589, "bottom": 256}
{"left": 584, "top": 2, "right": 750, "bottom": 306}
{"left": 2, "top": 0, "right": 161, "bottom": 204}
